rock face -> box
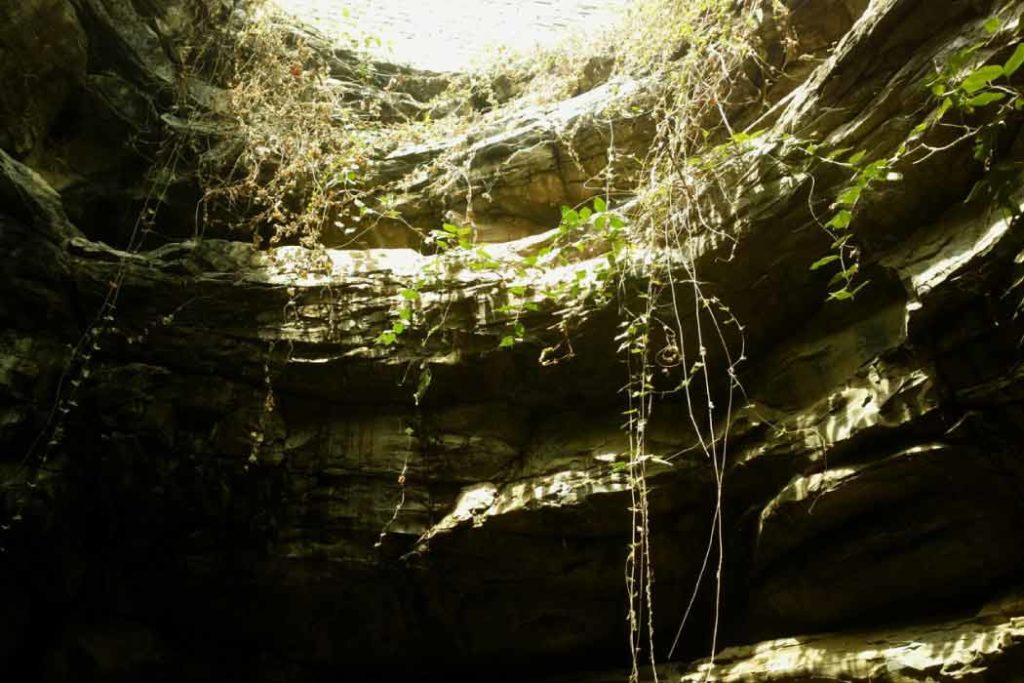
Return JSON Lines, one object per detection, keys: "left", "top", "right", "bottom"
{"left": 676, "top": 593, "right": 1024, "bottom": 682}
{"left": 1, "top": 0, "right": 1024, "bottom": 681}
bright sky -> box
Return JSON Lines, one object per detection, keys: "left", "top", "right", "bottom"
{"left": 272, "top": 0, "right": 626, "bottom": 71}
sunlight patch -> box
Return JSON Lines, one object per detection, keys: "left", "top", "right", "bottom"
{"left": 272, "top": 0, "right": 626, "bottom": 71}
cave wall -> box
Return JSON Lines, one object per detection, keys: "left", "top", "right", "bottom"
{"left": 1, "top": 0, "right": 1024, "bottom": 681}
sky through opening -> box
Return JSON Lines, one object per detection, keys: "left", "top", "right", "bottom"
{"left": 273, "top": 0, "right": 626, "bottom": 71}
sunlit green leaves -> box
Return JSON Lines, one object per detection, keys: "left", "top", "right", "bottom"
{"left": 962, "top": 65, "right": 1005, "bottom": 94}
{"left": 836, "top": 186, "right": 862, "bottom": 207}
{"left": 499, "top": 321, "right": 527, "bottom": 350}
{"left": 966, "top": 91, "right": 1006, "bottom": 107}
{"left": 376, "top": 195, "right": 631, "bottom": 355}
{"left": 376, "top": 331, "right": 398, "bottom": 346}
{"left": 810, "top": 254, "right": 840, "bottom": 271}
{"left": 827, "top": 280, "right": 869, "bottom": 302}
{"left": 827, "top": 210, "right": 853, "bottom": 230}
{"left": 846, "top": 150, "right": 867, "bottom": 165}
{"left": 1004, "top": 43, "right": 1024, "bottom": 77}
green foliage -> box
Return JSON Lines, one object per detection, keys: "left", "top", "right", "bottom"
{"left": 432, "top": 223, "right": 475, "bottom": 251}
{"left": 812, "top": 152, "right": 897, "bottom": 300}
{"left": 1005, "top": 44, "right": 1024, "bottom": 77}
{"left": 807, "top": 19, "right": 1024, "bottom": 302}
{"left": 923, "top": 22, "right": 1024, "bottom": 215}
{"left": 927, "top": 38, "right": 1024, "bottom": 116}
{"left": 374, "top": 197, "right": 630, "bottom": 357}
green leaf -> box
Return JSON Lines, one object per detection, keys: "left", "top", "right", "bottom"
{"left": 810, "top": 254, "right": 841, "bottom": 271}
{"left": 828, "top": 288, "right": 854, "bottom": 301}
{"left": 400, "top": 288, "right": 420, "bottom": 300}
{"left": 846, "top": 150, "right": 867, "bottom": 165}
{"left": 973, "top": 136, "right": 992, "bottom": 161}
{"left": 828, "top": 264, "right": 859, "bottom": 288}
{"left": 826, "top": 146, "right": 852, "bottom": 160}
{"left": 499, "top": 336, "right": 515, "bottom": 349}
{"left": 593, "top": 196, "right": 607, "bottom": 213}
{"left": 909, "top": 119, "right": 929, "bottom": 139}
{"left": 442, "top": 222, "right": 461, "bottom": 234}
{"left": 860, "top": 160, "right": 889, "bottom": 181}
{"left": 937, "top": 97, "right": 954, "bottom": 120}
{"left": 1004, "top": 43, "right": 1024, "bottom": 77}
{"left": 984, "top": 17, "right": 1002, "bottom": 35}
{"left": 828, "top": 209, "right": 853, "bottom": 229}
{"left": 837, "top": 186, "right": 862, "bottom": 207}
{"left": 961, "top": 65, "right": 1004, "bottom": 94}
{"left": 828, "top": 280, "right": 869, "bottom": 301}
{"left": 966, "top": 91, "right": 1007, "bottom": 107}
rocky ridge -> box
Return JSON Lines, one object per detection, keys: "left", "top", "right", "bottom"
{"left": 1, "top": 0, "right": 1024, "bottom": 681}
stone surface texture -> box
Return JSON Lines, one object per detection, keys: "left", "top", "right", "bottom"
{"left": 1, "top": 0, "right": 1024, "bottom": 681}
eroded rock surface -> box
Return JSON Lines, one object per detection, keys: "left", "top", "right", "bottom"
{"left": 1, "top": 0, "right": 1023, "bottom": 681}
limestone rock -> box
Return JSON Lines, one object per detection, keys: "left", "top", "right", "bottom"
{"left": 2, "top": 0, "right": 1024, "bottom": 680}
{"left": 0, "top": 0, "right": 87, "bottom": 156}
{"left": 678, "top": 594, "right": 1024, "bottom": 682}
